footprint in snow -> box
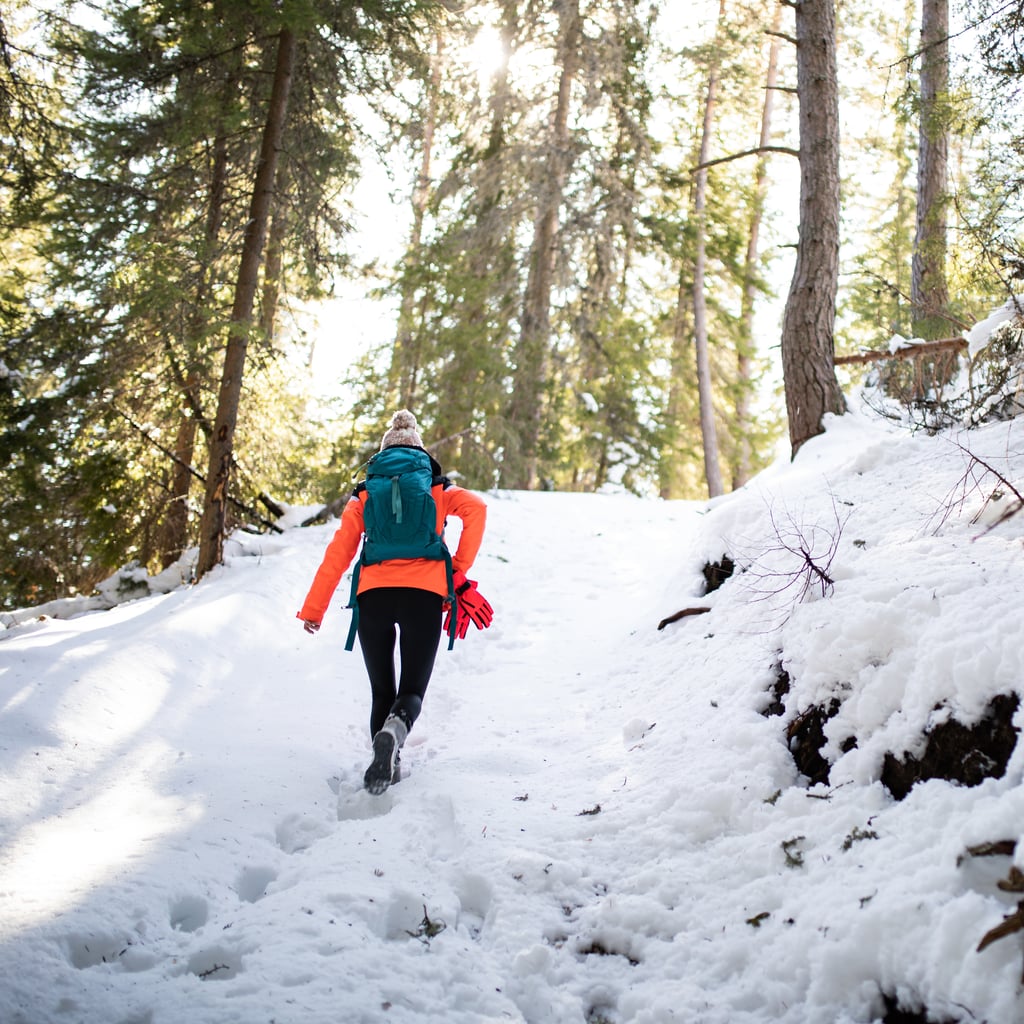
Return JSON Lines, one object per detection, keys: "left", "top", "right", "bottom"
{"left": 337, "top": 786, "right": 395, "bottom": 821}
{"left": 234, "top": 865, "right": 278, "bottom": 903}
{"left": 275, "top": 811, "right": 332, "bottom": 853}
{"left": 169, "top": 894, "right": 209, "bottom": 932}
{"left": 331, "top": 760, "right": 397, "bottom": 819}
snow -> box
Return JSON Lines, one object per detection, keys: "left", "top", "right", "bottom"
{"left": 1, "top": 412, "right": 1023, "bottom": 1024}
{"left": 968, "top": 298, "right": 1023, "bottom": 359}
{"left": 886, "top": 333, "right": 918, "bottom": 353}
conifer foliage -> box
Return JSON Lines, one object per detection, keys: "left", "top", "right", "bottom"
{"left": 0, "top": 0, "right": 1020, "bottom": 609}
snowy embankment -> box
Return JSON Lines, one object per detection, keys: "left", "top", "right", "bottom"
{"left": 1, "top": 411, "right": 1023, "bottom": 1024}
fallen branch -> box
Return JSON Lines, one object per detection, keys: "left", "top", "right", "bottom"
{"left": 977, "top": 900, "right": 1024, "bottom": 953}
{"left": 835, "top": 337, "right": 967, "bottom": 366}
{"left": 657, "top": 607, "right": 711, "bottom": 631}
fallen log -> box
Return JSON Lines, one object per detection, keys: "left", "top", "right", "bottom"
{"left": 835, "top": 336, "right": 967, "bottom": 366}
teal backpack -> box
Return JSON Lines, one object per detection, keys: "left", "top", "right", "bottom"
{"left": 344, "top": 446, "right": 455, "bottom": 651}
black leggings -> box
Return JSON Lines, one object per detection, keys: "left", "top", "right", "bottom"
{"left": 356, "top": 587, "right": 443, "bottom": 738}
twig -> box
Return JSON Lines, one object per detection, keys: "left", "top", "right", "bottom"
{"left": 929, "top": 432, "right": 1024, "bottom": 537}
{"left": 745, "top": 495, "right": 848, "bottom": 607}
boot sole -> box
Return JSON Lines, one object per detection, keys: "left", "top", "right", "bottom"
{"left": 363, "top": 731, "right": 396, "bottom": 795}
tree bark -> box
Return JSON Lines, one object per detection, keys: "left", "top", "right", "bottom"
{"left": 691, "top": 1, "right": 725, "bottom": 499}
{"left": 506, "top": 0, "right": 581, "bottom": 490}
{"left": 197, "top": 27, "right": 297, "bottom": 577}
{"left": 779, "top": 0, "right": 845, "bottom": 456}
{"left": 660, "top": 274, "right": 695, "bottom": 500}
{"left": 691, "top": 0, "right": 726, "bottom": 499}
{"left": 734, "top": 3, "right": 783, "bottom": 490}
{"left": 260, "top": 160, "right": 290, "bottom": 345}
{"left": 911, "top": 0, "right": 950, "bottom": 341}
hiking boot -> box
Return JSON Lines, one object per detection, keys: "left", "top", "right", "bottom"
{"left": 363, "top": 715, "right": 408, "bottom": 795}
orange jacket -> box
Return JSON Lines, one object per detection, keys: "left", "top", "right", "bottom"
{"left": 298, "top": 479, "right": 487, "bottom": 627}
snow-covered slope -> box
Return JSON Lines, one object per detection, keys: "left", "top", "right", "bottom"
{"left": 1, "top": 412, "right": 1022, "bottom": 1024}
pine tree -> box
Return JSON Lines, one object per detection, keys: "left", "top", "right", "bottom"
{"left": 911, "top": 0, "right": 951, "bottom": 341}
{"left": 504, "top": 0, "right": 582, "bottom": 490}
{"left": 733, "top": 0, "right": 784, "bottom": 490}
{"left": 779, "top": 0, "right": 846, "bottom": 454}
{"left": 197, "top": 24, "right": 298, "bottom": 577}
{"left": 689, "top": 0, "right": 727, "bottom": 499}
{"left": 1, "top": 0, "right": 443, "bottom": 605}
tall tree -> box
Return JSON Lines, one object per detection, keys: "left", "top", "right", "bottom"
{"left": 155, "top": 62, "right": 239, "bottom": 568}
{"left": 197, "top": 26, "right": 297, "bottom": 576}
{"left": 389, "top": 29, "right": 444, "bottom": 411}
{"left": 911, "top": 0, "right": 950, "bottom": 340}
{"left": 505, "top": 0, "right": 582, "bottom": 490}
{"left": 733, "top": 0, "right": 783, "bottom": 489}
{"left": 690, "top": 0, "right": 727, "bottom": 498}
{"left": 1, "top": 0, "right": 442, "bottom": 606}
{"left": 563, "top": 0, "right": 659, "bottom": 493}
{"left": 836, "top": 0, "right": 917, "bottom": 353}
{"left": 779, "top": 0, "right": 845, "bottom": 455}
{"left": 375, "top": 0, "right": 525, "bottom": 486}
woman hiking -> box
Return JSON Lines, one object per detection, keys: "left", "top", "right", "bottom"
{"left": 298, "top": 410, "right": 492, "bottom": 795}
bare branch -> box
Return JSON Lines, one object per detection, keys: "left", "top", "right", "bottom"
{"left": 114, "top": 407, "right": 284, "bottom": 535}
{"left": 928, "top": 431, "right": 1024, "bottom": 538}
{"left": 692, "top": 145, "right": 799, "bottom": 173}
{"left": 885, "top": 0, "right": 1019, "bottom": 71}
{"left": 733, "top": 494, "right": 851, "bottom": 630}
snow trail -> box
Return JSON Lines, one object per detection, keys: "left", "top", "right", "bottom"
{"left": 2, "top": 414, "right": 1024, "bottom": 1024}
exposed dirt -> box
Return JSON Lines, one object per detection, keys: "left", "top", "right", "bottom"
{"left": 786, "top": 698, "right": 844, "bottom": 786}
{"left": 881, "top": 693, "right": 1020, "bottom": 801}
{"left": 881, "top": 992, "right": 961, "bottom": 1023}
{"left": 762, "top": 662, "right": 790, "bottom": 718}
{"left": 701, "top": 556, "right": 735, "bottom": 594}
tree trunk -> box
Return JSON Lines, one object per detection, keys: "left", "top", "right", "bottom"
{"left": 197, "top": 27, "right": 297, "bottom": 577}
{"left": 432, "top": 4, "right": 520, "bottom": 461}
{"left": 733, "top": 2, "right": 783, "bottom": 490}
{"left": 260, "top": 160, "right": 290, "bottom": 345}
{"left": 911, "top": 0, "right": 950, "bottom": 342}
{"left": 158, "top": 379, "right": 201, "bottom": 568}
{"left": 390, "top": 29, "right": 443, "bottom": 411}
{"left": 692, "top": 0, "right": 726, "bottom": 499}
{"left": 157, "top": 80, "right": 234, "bottom": 568}
{"left": 779, "top": 0, "right": 845, "bottom": 456}
{"left": 506, "top": 0, "right": 581, "bottom": 490}
{"left": 660, "top": 274, "right": 695, "bottom": 499}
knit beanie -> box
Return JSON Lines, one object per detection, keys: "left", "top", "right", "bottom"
{"left": 380, "top": 409, "right": 424, "bottom": 450}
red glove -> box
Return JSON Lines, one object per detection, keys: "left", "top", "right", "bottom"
{"left": 444, "top": 600, "right": 471, "bottom": 641}
{"left": 444, "top": 570, "right": 493, "bottom": 639}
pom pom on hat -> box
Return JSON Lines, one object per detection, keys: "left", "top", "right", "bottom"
{"left": 380, "top": 409, "right": 425, "bottom": 450}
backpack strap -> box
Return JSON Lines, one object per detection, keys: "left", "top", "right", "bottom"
{"left": 433, "top": 475, "right": 456, "bottom": 649}
{"left": 343, "top": 487, "right": 367, "bottom": 651}
{"left": 344, "top": 559, "right": 362, "bottom": 652}
{"left": 443, "top": 548, "right": 456, "bottom": 650}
